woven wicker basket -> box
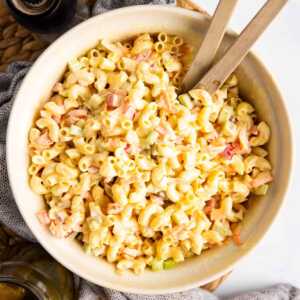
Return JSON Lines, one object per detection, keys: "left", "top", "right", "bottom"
{"left": 0, "top": 2, "right": 50, "bottom": 72}
{"left": 0, "top": 0, "right": 230, "bottom": 291}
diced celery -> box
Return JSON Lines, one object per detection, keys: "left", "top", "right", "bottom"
{"left": 151, "top": 259, "right": 164, "bottom": 271}
{"left": 163, "top": 259, "right": 176, "bottom": 270}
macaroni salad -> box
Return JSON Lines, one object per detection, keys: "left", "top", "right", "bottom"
{"left": 28, "top": 33, "right": 272, "bottom": 274}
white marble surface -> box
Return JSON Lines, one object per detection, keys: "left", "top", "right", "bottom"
{"left": 192, "top": 0, "right": 300, "bottom": 297}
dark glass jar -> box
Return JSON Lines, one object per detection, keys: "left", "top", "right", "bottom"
{"left": 5, "top": 0, "right": 78, "bottom": 34}
{"left": 0, "top": 243, "right": 74, "bottom": 300}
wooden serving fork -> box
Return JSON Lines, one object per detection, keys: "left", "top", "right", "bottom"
{"left": 182, "top": 0, "right": 239, "bottom": 92}
{"left": 181, "top": 0, "right": 288, "bottom": 94}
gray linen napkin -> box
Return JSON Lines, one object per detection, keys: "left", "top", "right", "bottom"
{"left": 0, "top": 1, "right": 299, "bottom": 299}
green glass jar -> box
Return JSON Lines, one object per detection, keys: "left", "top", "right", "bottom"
{"left": 0, "top": 243, "right": 74, "bottom": 300}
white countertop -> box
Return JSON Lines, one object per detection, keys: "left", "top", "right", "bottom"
{"left": 193, "top": 0, "right": 300, "bottom": 297}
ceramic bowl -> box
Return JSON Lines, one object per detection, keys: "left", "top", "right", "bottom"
{"left": 6, "top": 5, "right": 293, "bottom": 294}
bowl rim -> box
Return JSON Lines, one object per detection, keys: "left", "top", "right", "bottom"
{"left": 6, "top": 5, "right": 294, "bottom": 294}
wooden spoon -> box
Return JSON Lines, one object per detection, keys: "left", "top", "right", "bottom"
{"left": 182, "top": 0, "right": 239, "bottom": 92}
{"left": 193, "top": 0, "right": 288, "bottom": 94}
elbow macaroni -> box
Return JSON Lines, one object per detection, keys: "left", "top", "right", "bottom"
{"left": 28, "top": 33, "right": 272, "bottom": 274}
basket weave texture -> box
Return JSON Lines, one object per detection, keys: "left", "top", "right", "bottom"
{"left": 0, "top": 1, "right": 49, "bottom": 72}
{"left": 0, "top": 0, "right": 230, "bottom": 292}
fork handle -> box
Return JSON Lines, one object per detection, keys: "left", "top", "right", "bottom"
{"left": 181, "top": 0, "right": 238, "bottom": 92}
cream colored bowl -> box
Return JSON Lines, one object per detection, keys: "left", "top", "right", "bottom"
{"left": 6, "top": 5, "right": 293, "bottom": 294}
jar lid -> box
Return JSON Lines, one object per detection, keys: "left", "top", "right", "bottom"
{"left": 10, "top": 0, "right": 57, "bottom": 15}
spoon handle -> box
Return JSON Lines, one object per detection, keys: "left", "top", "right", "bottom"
{"left": 182, "top": 0, "right": 238, "bottom": 92}
{"left": 195, "top": 0, "right": 288, "bottom": 94}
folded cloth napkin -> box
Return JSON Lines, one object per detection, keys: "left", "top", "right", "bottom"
{"left": 0, "top": 1, "right": 300, "bottom": 300}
